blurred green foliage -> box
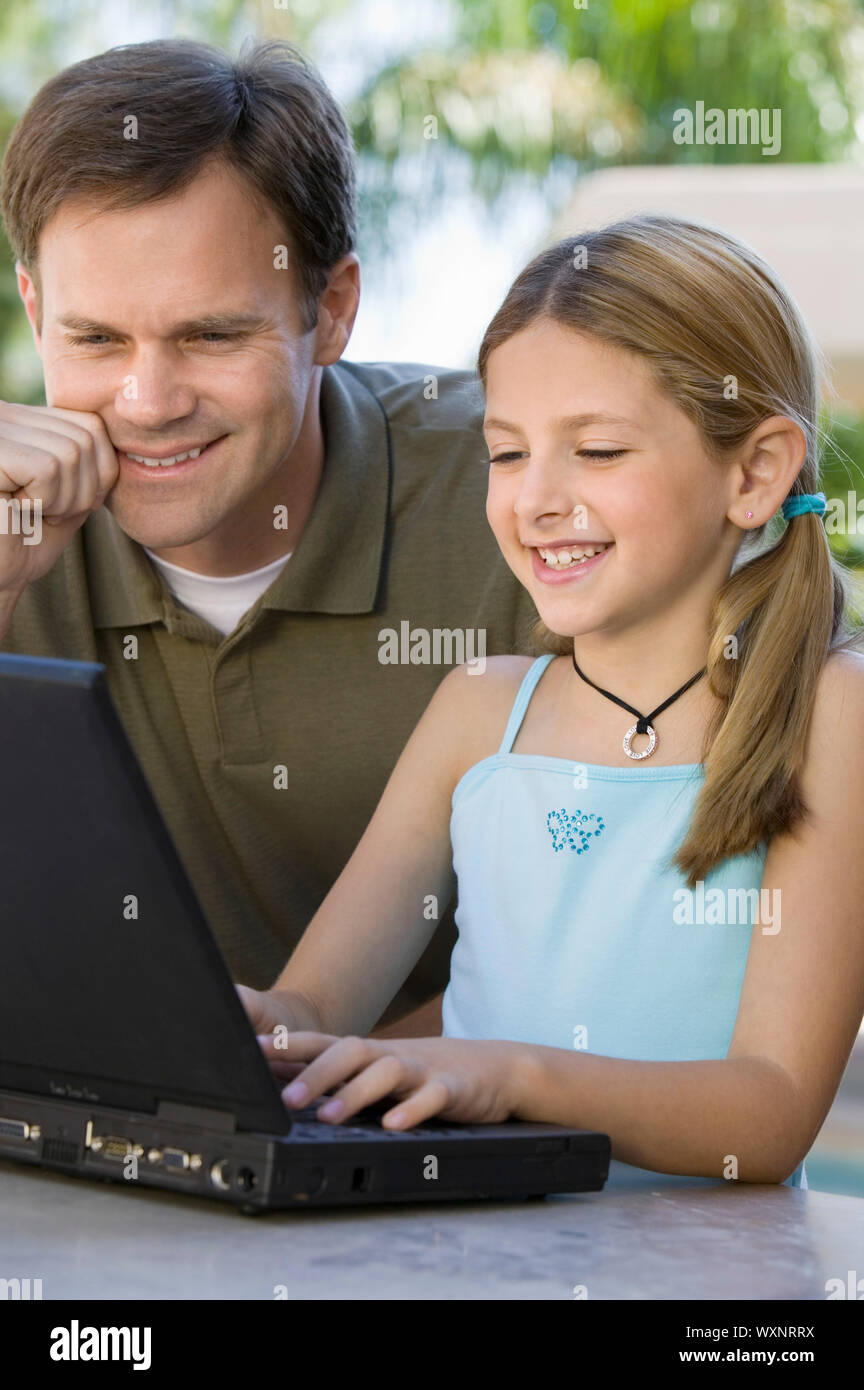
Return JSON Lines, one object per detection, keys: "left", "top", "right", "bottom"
{"left": 353, "top": 0, "right": 863, "bottom": 192}
{"left": 821, "top": 408, "right": 864, "bottom": 571}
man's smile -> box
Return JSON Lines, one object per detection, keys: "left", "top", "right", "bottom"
{"left": 116, "top": 435, "right": 228, "bottom": 473}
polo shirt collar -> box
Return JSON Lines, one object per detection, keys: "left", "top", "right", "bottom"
{"left": 262, "top": 360, "right": 390, "bottom": 615}
{"left": 86, "top": 360, "right": 390, "bottom": 629}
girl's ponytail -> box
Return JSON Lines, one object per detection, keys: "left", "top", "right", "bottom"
{"left": 674, "top": 496, "right": 856, "bottom": 886}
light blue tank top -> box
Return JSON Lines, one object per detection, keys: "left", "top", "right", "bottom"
{"left": 442, "top": 654, "right": 807, "bottom": 1189}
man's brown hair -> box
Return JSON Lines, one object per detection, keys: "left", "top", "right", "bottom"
{"left": 0, "top": 36, "right": 357, "bottom": 333}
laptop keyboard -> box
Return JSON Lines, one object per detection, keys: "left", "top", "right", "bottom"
{"left": 287, "top": 1104, "right": 463, "bottom": 1140}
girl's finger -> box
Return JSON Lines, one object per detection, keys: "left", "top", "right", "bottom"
{"left": 315, "top": 1052, "right": 407, "bottom": 1124}
{"left": 381, "top": 1078, "right": 453, "bottom": 1130}
{"left": 257, "top": 1031, "right": 338, "bottom": 1061}
{"left": 280, "top": 1034, "right": 377, "bottom": 1107}
{"left": 263, "top": 1059, "right": 307, "bottom": 1082}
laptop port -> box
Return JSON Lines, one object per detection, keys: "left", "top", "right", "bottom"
{"left": 88, "top": 1135, "right": 143, "bottom": 1161}
{"left": 0, "top": 1117, "right": 40, "bottom": 1143}
{"left": 162, "top": 1148, "right": 202, "bottom": 1173}
{"left": 163, "top": 1147, "right": 190, "bottom": 1171}
{"left": 84, "top": 1122, "right": 141, "bottom": 1160}
{"left": 210, "top": 1159, "right": 232, "bottom": 1191}
{"left": 42, "top": 1137, "right": 79, "bottom": 1164}
{"left": 351, "top": 1166, "right": 370, "bottom": 1193}
{"left": 236, "top": 1166, "right": 257, "bottom": 1193}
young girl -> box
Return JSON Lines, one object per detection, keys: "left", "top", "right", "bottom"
{"left": 240, "top": 214, "right": 864, "bottom": 1187}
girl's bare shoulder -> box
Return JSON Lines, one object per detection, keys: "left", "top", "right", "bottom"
{"left": 800, "top": 646, "right": 864, "bottom": 798}
{"left": 430, "top": 654, "right": 546, "bottom": 787}
{"left": 812, "top": 645, "right": 864, "bottom": 724}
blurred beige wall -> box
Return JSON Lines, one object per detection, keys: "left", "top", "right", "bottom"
{"left": 551, "top": 164, "right": 864, "bottom": 410}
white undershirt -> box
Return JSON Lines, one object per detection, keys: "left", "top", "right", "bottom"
{"left": 143, "top": 548, "right": 293, "bottom": 636}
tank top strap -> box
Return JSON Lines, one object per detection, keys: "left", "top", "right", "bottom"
{"left": 497, "top": 653, "right": 557, "bottom": 755}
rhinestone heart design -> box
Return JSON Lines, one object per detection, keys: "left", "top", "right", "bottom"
{"left": 546, "top": 808, "right": 606, "bottom": 854}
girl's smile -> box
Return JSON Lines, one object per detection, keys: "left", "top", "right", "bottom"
{"left": 529, "top": 539, "right": 614, "bottom": 584}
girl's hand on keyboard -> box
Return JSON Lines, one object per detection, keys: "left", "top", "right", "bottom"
{"left": 236, "top": 984, "right": 300, "bottom": 1034}
{"left": 262, "top": 1032, "right": 534, "bottom": 1129}
{"left": 236, "top": 985, "right": 327, "bottom": 1080}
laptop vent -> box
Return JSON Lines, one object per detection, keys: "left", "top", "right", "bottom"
{"left": 42, "top": 1138, "right": 80, "bottom": 1164}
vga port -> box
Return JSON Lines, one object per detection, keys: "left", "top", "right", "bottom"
{"left": 89, "top": 1134, "right": 134, "bottom": 1160}
{"left": 162, "top": 1147, "right": 191, "bottom": 1172}
{"left": 0, "top": 1116, "right": 37, "bottom": 1142}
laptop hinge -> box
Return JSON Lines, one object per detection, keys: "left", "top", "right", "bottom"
{"left": 156, "top": 1100, "right": 237, "bottom": 1132}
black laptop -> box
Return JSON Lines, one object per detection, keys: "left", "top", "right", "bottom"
{"left": 0, "top": 653, "right": 610, "bottom": 1212}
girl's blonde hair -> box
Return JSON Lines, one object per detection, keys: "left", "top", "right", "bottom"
{"left": 477, "top": 213, "right": 862, "bottom": 887}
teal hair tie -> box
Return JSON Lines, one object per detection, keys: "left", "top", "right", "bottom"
{"left": 781, "top": 491, "right": 827, "bottom": 521}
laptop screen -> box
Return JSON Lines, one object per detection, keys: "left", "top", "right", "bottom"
{"left": 0, "top": 654, "right": 289, "bottom": 1133}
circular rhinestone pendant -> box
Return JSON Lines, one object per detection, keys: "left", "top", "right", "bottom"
{"left": 623, "top": 723, "right": 658, "bottom": 760}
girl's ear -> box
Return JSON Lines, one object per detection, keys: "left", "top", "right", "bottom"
{"left": 730, "top": 414, "right": 808, "bottom": 526}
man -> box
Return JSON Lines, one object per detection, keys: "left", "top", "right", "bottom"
{"left": 0, "top": 38, "right": 536, "bottom": 1032}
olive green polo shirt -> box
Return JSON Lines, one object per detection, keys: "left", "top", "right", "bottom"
{"left": 2, "top": 359, "right": 538, "bottom": 1021}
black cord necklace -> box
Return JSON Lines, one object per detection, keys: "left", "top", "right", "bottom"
{"left": 571, "top": 653, "right": 707, "bottom": 761}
